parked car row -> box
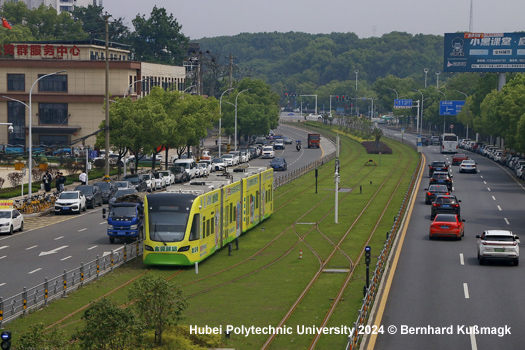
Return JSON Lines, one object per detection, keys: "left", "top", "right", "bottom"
{"left": 460, "top": 139, "right": 525, "bottom": 179}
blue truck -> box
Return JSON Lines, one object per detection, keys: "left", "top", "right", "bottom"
{"left": 102, "top": 194, "right": 144, "bottom": 244}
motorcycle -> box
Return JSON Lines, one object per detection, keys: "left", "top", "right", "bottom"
{"left": 296, "top": 141, "right": 302, "bottom": 151}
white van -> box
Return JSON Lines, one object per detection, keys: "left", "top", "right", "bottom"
{"left": 174, "top": 158, "right": 198, "bottom": 179}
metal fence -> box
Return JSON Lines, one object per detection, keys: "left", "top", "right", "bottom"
{"left": 274, "top": 123, "right": 337, "bottom": 189}
{"left": 0, "top": 241, "right": 143, "bottom": 327}
{"left": 345, "top": 131, "right": 421, "bottom": 350}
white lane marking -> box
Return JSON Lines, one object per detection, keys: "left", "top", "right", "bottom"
{"left": 39, "top": 245, "right": 68, "bottom": 256}
{"left": 470, "top": 326, "right": 478, "bottom": 350}
{"left": 492, "top": 196, "right": 496, "bottom": 201}
{"left": 0, "top": 246, "right": 8, "bottom": 250}
{"left": 54, "top": 236, "right": 64, "bottom": 240}
{"left": 504, "top": 218, "right": 510, "bottom": 225}
{"left": 26, "top": 245, "right": 37, "bottom": 250}
{"left": 99, "top": 222, "right": 105, "bottom": 225}
{"left": 28, "top": 268, "right": 42, "bottom": 274}
{"left": 497, "top": 206, "right": 502, "bottom": 211}
{"left": 78, "top": 228, "right": 87, "bottom": 232}
{"left": 487, "top": 188, "right": 491, "bottom": 192}
{"left": 0, "top": 283, "right": 5, "bottom": 287}
{"left": 484, "top": 181, "right": 487, "bottom": 185}
{"left": 480, "top": 175, "right": 483, "bottom": 179}
{"left": 0, "top": 256, "right": 6, "bottom": 260}
{"left": 61, "top": 256, "right": 72, "bottom": 261}
{"left": 464, "top": 283, "right": 470, "bottom": 299}
{"left": 460, "top": 253, "right": 464, "bottom": 265}
{"left": 87, "top": 246, "right": 98, "bottom": 250}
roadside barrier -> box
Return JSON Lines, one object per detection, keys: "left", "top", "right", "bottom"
{"left": 0, "top": 241, "right": 143, "bottom": 327}
{"left": 345, "top": 132, "right": 421, "bottom": 350}
{"left": 273, "top": 124, "right": 336, "bottom": 189}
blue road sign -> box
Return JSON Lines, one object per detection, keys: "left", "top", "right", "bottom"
{"left": 439, "top": 101, "right": 466, "bottom": 116}
{"left": 394, "top": 99, "right": 412, "bottom": 109}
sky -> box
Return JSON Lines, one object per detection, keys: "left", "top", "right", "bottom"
{"left": 102, "top": 0, "right": 525, "bottom": 40}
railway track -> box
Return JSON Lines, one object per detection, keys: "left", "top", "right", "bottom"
{"left": 261, "top": 139, "right": 414, "bottom": 350}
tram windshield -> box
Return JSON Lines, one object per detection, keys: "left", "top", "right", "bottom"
{"left": 148, "top": 207, "right": 189, "bottom": 243}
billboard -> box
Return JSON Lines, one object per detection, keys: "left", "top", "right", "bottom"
{"left": 444, "top": 32, "right": 525, "bottom": 73}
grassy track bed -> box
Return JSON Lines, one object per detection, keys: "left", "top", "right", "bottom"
{"left": 5, "top": 126, "right": 418, "bottom": 350}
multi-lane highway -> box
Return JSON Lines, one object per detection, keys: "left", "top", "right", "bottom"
{"left": 0, "top": 123, "right": 333, "bottom": 302}
{"left": 371, "top": 128, "right": 525, "bottom": 349}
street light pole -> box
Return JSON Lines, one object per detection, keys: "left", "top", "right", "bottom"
{"left": 438, "top": 91, "right": 447, "bottom": 133}
{"left": 28, "top": 70, "right": 66, "bottom": 197}
{"left": 219, "top": 87, "right": 235, "bottom": 158}
{"left": 355, "top": 70, "right": 359, "bottom": 91}
{"left": 436, "top": 71, "right": 441, "bottom": 89}
{"left": 455, "top": 90, "right": 469, "bottom": 138}
{"left": 388, "top": 88, "right": 398, "bottom": 99}
{"left": 123, "top": 77, "right": 150, "bottom": 98}
{"left": 183, "top": 84, "right": 197, "bottom": 93}
{"left": 424, "top": 68, "right": 429, "bottom": 88}
{"left": 413, "top": 89, "right": 423, "bottom": 134}
{"left": 234, "top": 89, "right": 250, "bottom": 152}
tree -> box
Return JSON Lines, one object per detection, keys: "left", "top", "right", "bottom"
{"left": 17, "top": 323, "right": 72, "bottom": 350}
{"left": 130, "top": 6, "right": 189, "bottom": 65}
{"left": 71, "top": 5, "right": 130, "bottom": 42}
{"left": 76, "top": 298, "right": 144, "bottom": 350}
{"left": 129, "top": 274, "right": 188, "bottom": 345}
{"left": 24, "top": 4, "right": 87, "bottom": 40}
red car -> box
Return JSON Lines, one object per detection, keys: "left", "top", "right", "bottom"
{"left": 429, "top": 214, "right": 465, "bottom": 240}
{"left": 452, "top": 153, "right": 469, "bottom": 165}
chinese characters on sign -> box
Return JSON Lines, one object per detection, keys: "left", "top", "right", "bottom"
{"left": 444, "top": 33, "right": 525, "bottom": 72}
{"left": 0, "top": 44, "right": 81, "bottom": 59}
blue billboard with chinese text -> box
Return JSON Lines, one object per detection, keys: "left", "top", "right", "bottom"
{"left": 444, "top": 32, "right": 525, "bottom": 73}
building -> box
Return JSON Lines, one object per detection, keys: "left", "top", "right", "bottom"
{"left": 0, "top": 39, "right": 186, "bottom": 148}
{"left": 0, "top": 0, "right": 95, "bottom": 14}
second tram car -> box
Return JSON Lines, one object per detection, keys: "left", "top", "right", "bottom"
{"left": 143, "top": 168, "right": 274, "bottom": 266}
{"left": 440, "top": 133, "right": 459, "bottom": 154}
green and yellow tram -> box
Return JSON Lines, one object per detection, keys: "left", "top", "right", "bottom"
{"left": 143, "top": 168, "right": 274, "bottom": 266}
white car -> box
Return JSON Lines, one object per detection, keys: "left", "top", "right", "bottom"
{"left": 228, "top": 151, "right": 241, "bottom": 164}
{"left": 459, "top": 160, "right": 477, "bottom": 173}
{"left": 221, "top": 154, "right": 238, "bottom": 166}
{"left": 152, "top": 172, "right": 167, "bottom": 189}
{"left": 239, "top": 150, "right": 250, "bottom": 163}
{"left": 262, "top": 146, "right": 275, "bottom": 159}
{"left": 158, "top": 170, "right": 175, "bottom": 185}
{"left": 197, "top": 162, "right": 212, "bottom": 177}
{"left": 212, "top": 157, "right": 225, "bottom": 171}
{"left": 55, "top": 191, "right": 87, "bottom": 215}
{"left": 0, "top": 209, "right": 24, "bottom": 234}
{"left": 174, "top": 159, "right": 198, "bottom": 179}
{"left": 477, "top": 230, "right": 519, "bottom": 266}
{"left": 140, "top": 173, "right": 154, "bottom": 192}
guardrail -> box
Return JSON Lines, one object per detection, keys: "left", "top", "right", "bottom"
{"left": 345, "top": 131, "right": 420, "bottom": 350}
{"left": 273, "top": 123, "right": 337, "bottom": 189}
{"left": 0, "top": 241, "right": 143, "bottom": 327}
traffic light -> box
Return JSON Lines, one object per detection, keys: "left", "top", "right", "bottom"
{"left": 365, "top": 246, "right": 371, "bottom": 264}
{"left": 336, "top": 95, "right": 339, "bottom": 101}
{"left": 341, "top": 95, "right": 345, "bottom": 101}
{"left": 285, "top": 93, "right": 288, "bottom": 98}
{"left": 346, "top": 96, "right": 349, "bottom": 101}
{"left": 1, "top": 331, "right": 11, "bottom": 350}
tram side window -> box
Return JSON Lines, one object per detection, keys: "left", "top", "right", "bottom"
{"left": 206, "top": 218, "right": 210, "bottom": 237}
{"left": 229, "top": 202, "right": 233, "bottom": 223}
{"left": 203, "top": 216, "right": 206, "bottom": 238}
{"left": 211, "top": 212, "right": 215, "bottom": 235}
{"left": 189, "top": 214, "right": 200, "bottom": 241}
{"left": 256, "top": 191, "right": 259, "bottom": 209}
{"left": 226, "top": 206, "right": 229, "bottom": 225}
{"left": 233, "top": 206, "right": 237, "bottom": 222}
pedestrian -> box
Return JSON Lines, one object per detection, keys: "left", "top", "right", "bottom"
{"left": 79, "top": 170, "right": 87, "bottom": 185}
{"left": 55, "top": 173, "right": 61, "bottom": 192}
{"left": 43, "top": 170, "right": 52, "bottom": 192}
{"left": 58, "top": 172, "right": 66, "bottom": 192}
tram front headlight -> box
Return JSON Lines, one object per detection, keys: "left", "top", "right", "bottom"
{"left": 144, "top": 245, "right": 154, "bottom": 251}
{"left": 178, "top": 246, "right": 190, "bottom": 252}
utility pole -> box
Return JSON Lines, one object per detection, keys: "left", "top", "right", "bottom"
{"left": 104, "top": 12, "right": 111, "bottom": 181}
{"left": 227, "top": 53, "right": 236, "bottom": 89}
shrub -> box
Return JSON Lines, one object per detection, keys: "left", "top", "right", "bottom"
{"left": 32, "top": 168, "right": 45, "bottom": 182}
{"left": 361, "top": 141, "right": 393, "bottom": 154}
{"left": 8, "top": 172, "right": 24, "bottom": 187}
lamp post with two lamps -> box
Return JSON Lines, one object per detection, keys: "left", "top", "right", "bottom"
{"left": 413, "top": 89, "right": 424, "bottom": 134}
{"left": 4, "top": 70, "right": 65, "bottom": 197}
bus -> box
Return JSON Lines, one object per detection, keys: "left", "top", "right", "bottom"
{"left": 441, "top": 133, "right": 459, "bottom": 154}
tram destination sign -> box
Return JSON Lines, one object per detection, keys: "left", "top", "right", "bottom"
{"left": 444, "top": 32, "right": 525, "bottom": 73}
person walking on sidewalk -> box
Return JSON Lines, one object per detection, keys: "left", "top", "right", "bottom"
{"left": 43, "top": 170, "right": 52, "bottom": 192}
{"left": 58, "top": 172, "right": 66, "bottom": 192}
{"left": 55, "top": 173, "right": 61, "bottom": 192}
{"left": 79, "top": 170, "right": 87, "bottom": 185}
